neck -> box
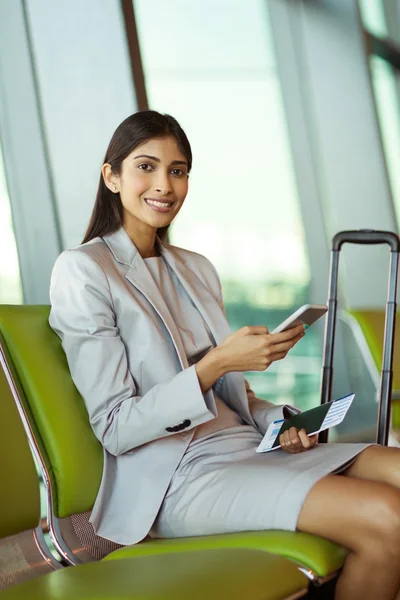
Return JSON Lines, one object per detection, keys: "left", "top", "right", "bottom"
{"left": 122, "top": 217, "right": 160, "bottom": 258}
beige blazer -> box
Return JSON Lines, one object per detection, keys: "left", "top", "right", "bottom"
{"left": 49, "top": 227, "right": 288, "bottom": 545}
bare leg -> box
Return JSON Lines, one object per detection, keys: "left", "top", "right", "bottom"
{"left": 344, "top": 445, "right": 400, "bottom": 488}
{"left": 345, "top": 445, "right": 400, "bottom": 600}
{"left": 297, "top": 474, "right": 400, "bottom": 600}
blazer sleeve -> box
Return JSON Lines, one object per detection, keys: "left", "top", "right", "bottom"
{"left": 244, "top": 379, "right": 301, "bottom": 435}
{"left": 207, "top": 259, "right": 301, "bottom": 435}
{"left": 49, "top": 250, "right": 217, "bottom": 456}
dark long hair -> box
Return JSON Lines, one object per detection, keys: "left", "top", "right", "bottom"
{"left": 82, "top": 110, "right": 192, "bottom": 244}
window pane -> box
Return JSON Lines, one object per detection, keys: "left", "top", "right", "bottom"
{"left": 358, "top": 0, "right": 388, "bottom": 37}
{"left": 134, "top": 0, "right": 319, "bottom": 410}
{"left": 369, "top": 55, "right": 400, "bottom": 229}
{"left": 0, "top": 142, "right": 22, "bottom": 303}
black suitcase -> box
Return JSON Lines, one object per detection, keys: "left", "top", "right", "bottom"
{"left": 319, "top": 229, "right": 400, "bottom": 445}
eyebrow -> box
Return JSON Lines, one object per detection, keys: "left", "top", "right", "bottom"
{"left": 133, "top": 154, "right": 188, "bottom": 167}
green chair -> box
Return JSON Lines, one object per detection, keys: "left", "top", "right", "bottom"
{"left": 0, "top": 305, "right": 346, "bottom": 585}
{"left": 0, "top": 353, "right": 61, "bottom": 588}
{"left": 0, "top": 340, "right": 310, "bottom": 599}
{"left": 345, "top": 309, "right": 400, "bottom": 429}
{"left": 1, "top": 551, "right": 309, "bottom": 600}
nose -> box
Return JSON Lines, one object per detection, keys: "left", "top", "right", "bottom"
{"left": 154, "top": 186, "right": 171, "bottom": 195}
{"left": 153, "top": 170, "right": 172, "bottom": 195}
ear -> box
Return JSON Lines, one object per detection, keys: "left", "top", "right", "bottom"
{"left": 102, "top": 163, "right": 120, "bottom": 194}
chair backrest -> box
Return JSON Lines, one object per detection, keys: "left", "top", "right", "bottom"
{"left": 349, "top": 309, "right": 400, "bottom": 389}
{"left": 0, "top": 357, "right": 40, "bottom": 538}
{"left": 349, "top": 309, "right": 400, "bottom": 429}
{"left": 0, "top": 305, "right": 103, "bottom": 518}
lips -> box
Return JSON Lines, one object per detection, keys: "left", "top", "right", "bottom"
{"left": 144, "top": 198, "right": 174, "bottom": 213}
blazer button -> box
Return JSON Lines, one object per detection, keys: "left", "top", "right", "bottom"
{"left": 166, "top": 427, "right": 174, "bottom": 433}
{"left": 183, "top": 419, "right": 191, "bottom": 428}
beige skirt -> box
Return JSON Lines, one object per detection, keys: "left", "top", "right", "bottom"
{"left": 151, "top": 425, "right": 371, "bottom": 538}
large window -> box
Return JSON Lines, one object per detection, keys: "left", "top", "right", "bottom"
{"left": 359, "top": 0, "right": 387, "bottom": 37}
{"left": 369, "top": 55, "right": 400, "bottom": 225}
{"left": 359, "top": 0, "right": 400, "bottom": 232}
{"left": 0, "top": 142, "right": 22, "bottom": 303}
{"left": 134, "top": 0, "right": 320, "bottom": 410}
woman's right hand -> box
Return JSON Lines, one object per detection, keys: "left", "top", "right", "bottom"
{"left": 216, "top": 325, "right": 305, "bottom": 373}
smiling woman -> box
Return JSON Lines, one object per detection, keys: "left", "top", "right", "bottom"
{"left": 82, "top": 111, "right": 192, "bottom": 256}
{"left": 101, "top": 137, "right": 189, "bottom": 257}
{"left": 48, "top": 109, "right": 400, "bottom": 600}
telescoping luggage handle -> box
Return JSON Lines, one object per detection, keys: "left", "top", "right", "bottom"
{"left": 320, "top": 229, "right": 400, "bottom": 445}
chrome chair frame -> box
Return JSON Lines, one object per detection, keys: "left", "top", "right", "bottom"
{"left": 0, "top": 340, "right": 83, "bottom": 567}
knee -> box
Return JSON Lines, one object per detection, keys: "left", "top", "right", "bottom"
{"left": 365, "top": 488, "right": 400, "bottom": 557}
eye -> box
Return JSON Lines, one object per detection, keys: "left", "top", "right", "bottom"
{"left": 138, "top": 163, "right": 154, "bottom": 172}
{"left": 171, "top": 168, "right": 186, "bottom": 177}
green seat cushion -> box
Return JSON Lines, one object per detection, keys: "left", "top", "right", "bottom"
{"left": 104, "top": 530, "right": 346, "bottom": 578}
{"left": 0, "top": 306, "right": 103, "bottom": 517}
{"left": 0, "top": 362, "right": 40, "bottom": 537}
{"left": 0, "top": 549, "right": 308, "bottom": 600}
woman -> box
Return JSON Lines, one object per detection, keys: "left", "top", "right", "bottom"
{"left": 49, "top": 111, "right": 400, "bottom": 600}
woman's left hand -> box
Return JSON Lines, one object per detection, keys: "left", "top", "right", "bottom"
{"left": 279, "top": 427, "right": 318, "bottom": 454}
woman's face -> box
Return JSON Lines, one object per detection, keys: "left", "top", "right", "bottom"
{"left": 106, "top": 136, "right": 189, "bottom": 234}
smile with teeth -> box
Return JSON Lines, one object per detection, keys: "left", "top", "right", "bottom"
{"left": 144, "top": 198, "right": 174, "bottom": 212}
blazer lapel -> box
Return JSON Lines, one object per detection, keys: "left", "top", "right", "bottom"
{"left": 103, "top": 228, "right": 189, "bottom": 369}
{"left": 160, "top": 243, "right": 231, "bottom": 346}
{"left": 160, "top": 243, "right": 254, "bottom": 424}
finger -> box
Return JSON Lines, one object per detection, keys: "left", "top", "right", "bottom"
{"left": 288, "top": 427, "right": 303, "bottom": 451}
{"left": 271, "top": 331, "right": 305, "bottom": 348}
{"left": 281, "top": 444, "right": 296, "bottom": 454}
{"left": 272, "top": 324, "right": 305, "bottom": 342}
{"left": 279, "top": 432, "right": 296, "bottom": 453}
{"left": 268, "top": 337, "right": 302, "bottom": 356}
{"left": 288, "top": 426, "right": 300, "bottom": 444}
{"left": 281, "top": 428, "right": 302, "bottom": 453}
{"left": 241, "top": 325, "right": 269, "bottom": 336}
{"left": 280, "top": 430, "right": 288, "bottom": 447}
{"left": 293, "top": 332, "right": 306, "bottom": 344}
{"left": 280, "top": 430, "right": 291, "bottom": 449}
{"left": 298, "top": 429, "right": 313, "bottom": 450}
{"left": 264, "top": 351, "right": 288, "bottom": 366}
{"left": 309, "top": 434, "right": 318, "bottom": 448}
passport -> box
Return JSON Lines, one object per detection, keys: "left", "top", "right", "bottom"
{"left": 256, "top": 393, "right": 355, "bottom": 453}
